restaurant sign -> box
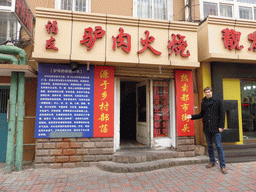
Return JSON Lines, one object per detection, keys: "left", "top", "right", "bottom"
{"left": 35, "top": 64, "right": 114, "bottom": 138}
{"left": 44, "top": 20, "right": 190, "bottom": 57}
{"left": 14, "top": 0, "right": 34, "bottom": 39}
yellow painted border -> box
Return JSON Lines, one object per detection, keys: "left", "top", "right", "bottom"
{"left": 223, "top": 78, "right": 243, "bottom": 144}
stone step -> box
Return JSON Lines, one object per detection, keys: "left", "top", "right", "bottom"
{"left": 112, "top": 149, "right": 195, "bottom": 164}
{"left": 222, "top": 143, "right": 256, "bottom": 150}
{"left": 98, "top": 156, "right": 209, "bottom": 173}
{"left": 225, "top": 155, "right": 256, "bottom": 163}
{"left": 223, "top": 148, "right": 256, "bottom": 157}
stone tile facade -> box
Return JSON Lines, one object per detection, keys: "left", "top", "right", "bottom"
{"left": 35, "top": 137, "right": 114, "bottom": 168}
{"left": 176, "top": 136, "right": 195, "bottom": 157}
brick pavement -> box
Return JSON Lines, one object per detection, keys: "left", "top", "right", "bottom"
{"left": 0, "top": 161, "right": 255, "bottom": 192}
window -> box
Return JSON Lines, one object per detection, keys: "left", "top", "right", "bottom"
{"left": 134, "top": 0, "right": 171, "bottom": 20}
{"left": 201, "top": 0, "right": 256, "bottom": 20}
{"left": 220, "top": 4, "right": 233, "bottom": 17}
{"left": 55, "top": 0, "right": 90, "bottom": 12}
{"left": 239, "top": 6, "right": 252, "bottom": 19}
{"left": 153, "top": 81, "right": 169, "bottom": 137}
{"left": 0, "top": 0, "right": 11, "bottom": 6}
{"left": 0, "top": 12, "right": 20, "bottom": 44}
{"left": 203, "top": 2, "right": 218, "bottom": 18}
{"left": 237, "top": 0, "right": 256, "bottom": 4}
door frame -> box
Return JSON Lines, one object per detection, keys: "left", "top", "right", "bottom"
{"left": 114, "top": 77, "right": 152, "bottom": 151}
{"left": 114, "top": 78, "right": 176, "bottom": 151}
{"left": 136, "top": 80, "right": 150, "bottom": 146}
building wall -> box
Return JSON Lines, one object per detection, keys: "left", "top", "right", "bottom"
{"left": 26, "top": 0, "right": 55, "bottom": 14}
{"left": 91, "top": 0, "right": 133, "bottom": 16}
{"left": 173, "top": 0, "right": 184, "bottom": 21}
{"left": 35, "top": 138, "right": 113, "bottom": 168}
{"left": 23, "top": 78, "right": 37, "bottom": 161}
{"left": 192, "top": 0, "right": 200, "bottom": 21}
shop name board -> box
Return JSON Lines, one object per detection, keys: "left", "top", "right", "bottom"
{"left": 222, "top": 28, "right": 256, "bottom": 51}
{"left": 35, "top": 64, "right": 114, "bottom": 138}
{"left": 44, "top": 20, "right": 190, "bottom": 57}
{"left": 14, "top": 0, "right": 33, "bottom": 38}
{"left": 175, "top": 70, "right": 195, "bottom": 137}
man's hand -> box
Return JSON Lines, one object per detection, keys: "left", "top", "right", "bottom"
{"left": 185, "top": 115, "right": 192, "bottom": 119}
{"left": 219, "top": 128, "right": 224, "bottom": 132}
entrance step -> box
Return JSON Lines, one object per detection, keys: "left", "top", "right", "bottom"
{"left": 112, "top": 149, "right": 183, "bottom": 164}
{"left": 98, "top": 156, "right": 209, "bottom": 173}
{"left": 215, "top": 143, "right": 256, "bottom": 163}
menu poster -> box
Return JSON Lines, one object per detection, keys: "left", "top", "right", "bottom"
{"left": 35, "top": 63, "right": 95, "bottom": 138}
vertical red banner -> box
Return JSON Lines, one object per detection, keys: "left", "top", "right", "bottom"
{"left": 93, "top": 66, "right": 114, "bottom": 137}
{"left": 175, "top": 70, "right": 195, "bottom": 136}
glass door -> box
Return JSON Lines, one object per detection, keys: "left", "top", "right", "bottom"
{"left": 241, "top": 80, "right": 256, "bottom": 140}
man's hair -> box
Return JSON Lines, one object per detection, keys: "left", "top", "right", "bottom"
{"left": 204, "top": 87, "right": 213, "bottom": 92}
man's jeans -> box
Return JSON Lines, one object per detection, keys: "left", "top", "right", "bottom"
{"left": 204, "top": 132, "right": 226, "bottom": 168}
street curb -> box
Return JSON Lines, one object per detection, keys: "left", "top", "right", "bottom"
{"left": 98, "top": 155, "right": 209, "bottom": 173}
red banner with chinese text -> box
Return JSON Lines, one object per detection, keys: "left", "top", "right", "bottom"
{"left": 93, "top": 66, "right": 114, "bottom": 137}
{"left": 175, "top": 70, "right": 195, "bottom": 136}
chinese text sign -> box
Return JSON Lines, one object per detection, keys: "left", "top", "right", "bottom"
{"left": 93, "top": 66, "right": 114, "bottom": 137}
{"left": 35, "top": 64, "right": 114, "bottom": 138}
{"left": 175, "top": 70, "right": 195, "bottom": 136}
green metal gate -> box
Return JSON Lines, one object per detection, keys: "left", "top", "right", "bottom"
{"left": 0, "top": 86, "right": 10, "bottom": 162}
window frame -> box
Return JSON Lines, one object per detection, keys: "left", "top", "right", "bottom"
{"left": 200, "top": 0, "right": 256, "bottom": 20}
{"left": 55, "top": 0, "right": 91, "bottom": 13}
{"left": 133, "top": 0, "right": 173, "bottom": 21}
{"left": 0, "top": 11, "right": 21, "bottom": 44}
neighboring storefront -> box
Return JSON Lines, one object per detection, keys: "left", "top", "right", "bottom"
{"left": 197, "top": 16, "right": 256, "bottom": 145}
{"left": 31, "top": 8, "right": 199, "bottom": 168}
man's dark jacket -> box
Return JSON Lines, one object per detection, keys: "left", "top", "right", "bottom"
{"left": 192, "top": 96, "right": 225, "bottom": 133}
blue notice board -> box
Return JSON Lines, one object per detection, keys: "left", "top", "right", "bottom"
{"left": 35, "top": 64, "right": 94, "bottom": 138}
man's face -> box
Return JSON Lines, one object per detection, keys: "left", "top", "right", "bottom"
{"left": 204, "top": 90, "right": 213, "bottom": 99}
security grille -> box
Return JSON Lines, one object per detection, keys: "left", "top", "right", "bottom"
{"left": 0, "top": 12, "right": 20, "bottom": 44}
{"left": 0, "top": 87, "right": 10, "bottom": 113}
{"left": 0, "top": 0, "right": 11, "bottom": 6}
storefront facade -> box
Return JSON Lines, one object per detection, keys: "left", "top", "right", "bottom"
{"left": 197, "top": 16, "right": 256, "bottom": 145}
{"left": 32, "top": 8, "right": 199, "bottom": 168}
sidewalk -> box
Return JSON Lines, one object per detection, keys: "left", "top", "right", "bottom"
{"left": 0, "top": 161, "right": 256, "bottom": 192}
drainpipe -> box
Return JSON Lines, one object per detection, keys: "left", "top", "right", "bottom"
{"left": 0, "top": 45, "right": 26, "bottom": 172}
{"left": 0, "top": 53, "right": 19, "bottom": 173}
{"left": 0, "top": 45, "right": 26, "bottom": 65}
{"left": 15, "top": 72, "right": 25, "bottom": 171}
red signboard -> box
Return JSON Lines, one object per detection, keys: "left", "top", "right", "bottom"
{"left": 93, "top": 66, "right": 114, "bottom": 137}
{"left": 175, "top": 70, "right": 195, "bottom": 136}
{"left": 14, "top": 0, "right": 33, "bottom": 38}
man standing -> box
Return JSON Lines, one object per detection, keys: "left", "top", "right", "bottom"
{"left": 186, "top": 87, "right": 227, "bottom": 174}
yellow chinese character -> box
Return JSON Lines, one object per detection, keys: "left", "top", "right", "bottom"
{"left": 100, "top": 70, "right": 109, "bottom": 79}
{"left": 100, "top": 80, "right": 109, "bottom": 90}
{"left": 101, "top": 91, "right": 107, "bottom": 100}
{"left": 182, "top": 114, "right": 189, "bottom": 122}
{"left": 181, "top": 103, "right": 189, "bottom": 112}
{"left": 100, "top": 124, "right": 108, "bottom": 133}
{"left": 99, "top": 102, "right": 109, "bottom": 111}
{"left": 182, "top": 124, "right": 190, "bottom": 132}
{"left": 98, "top": 113, "right": 110, "bottom": 122}
{"left": 181, "top": 83, "right": 188, "bottom": 92}
{"left": 181, "top": 74, "right": 188, "bottom": 81}
{"left": 180, "top": 94, "right": 189, "bottom": 102}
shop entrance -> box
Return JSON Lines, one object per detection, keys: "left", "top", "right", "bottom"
{"left": 120, "top": 81, "right": 150, "bottom": 148}
{"left": 0, "top": 86, "right": 10, "bottom": 162}
{"left": 241, "top": 80, "right": 256, "bottom": 141}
